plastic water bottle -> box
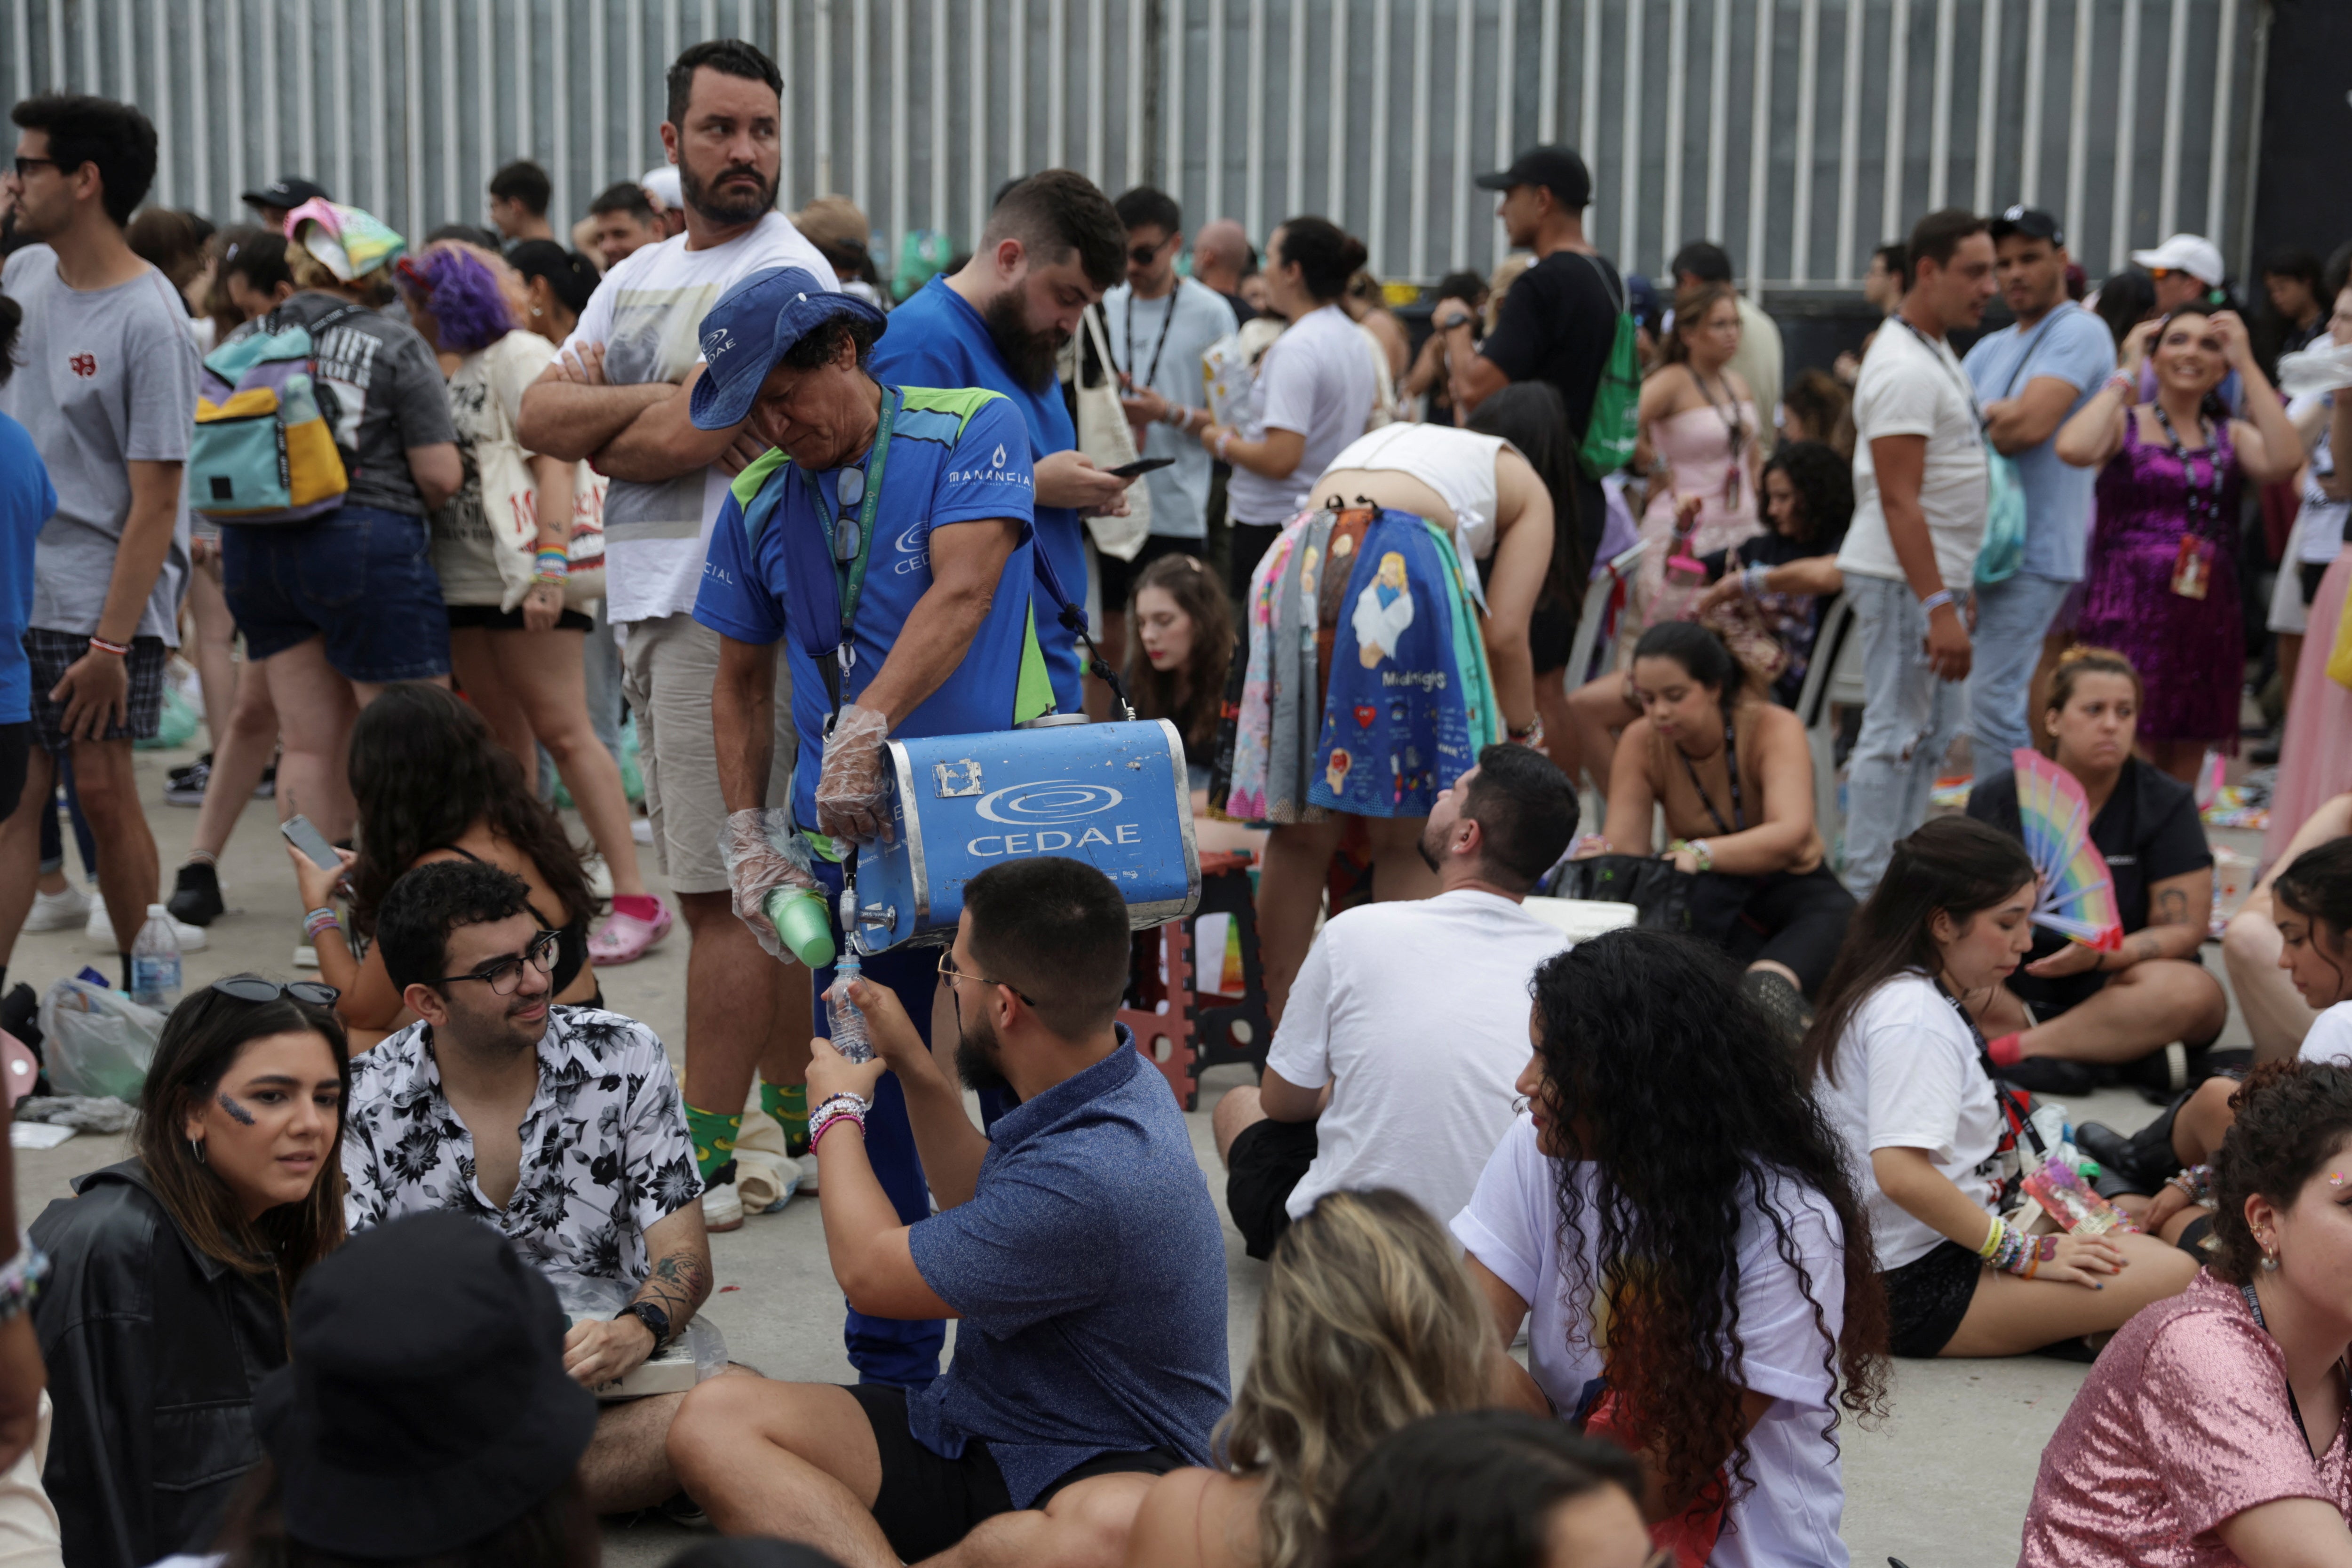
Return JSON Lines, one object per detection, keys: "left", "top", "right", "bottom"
{"left": 827, "top": 952, "right": 874, "bottom": 1063}
{"left": 129, "top": 904, "right": 182, "bottom": 1008}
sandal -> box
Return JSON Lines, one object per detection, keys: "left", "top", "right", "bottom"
{"left": 588, "top": 902, "right": 673, "bottom": 965}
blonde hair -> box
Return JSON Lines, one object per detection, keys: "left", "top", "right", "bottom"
{"left": 286, "top": 244, "right": 393, "bottom": 301}
{"left": 2041, "top": 646, "right": 2143, "bottom": 756}
{"left": 1221, "top": 1190, "right": 1493, "bottom": 1568}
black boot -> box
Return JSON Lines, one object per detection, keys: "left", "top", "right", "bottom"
{"left": 167, "top": 861, "right": 224, "bottom": 926}
{"left": 2077, "top": 1116, "right": 2181, "bottom": 1193}
{"left": 1740, "top": 968, "right": 1813, "bottom": 1052}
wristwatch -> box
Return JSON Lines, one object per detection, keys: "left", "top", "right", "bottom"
{"left": 616, "top": 1300, "right": 672, "bottom": 1349}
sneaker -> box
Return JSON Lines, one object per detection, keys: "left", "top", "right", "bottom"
{"left": 631, "top": 815, "right": 654, "bottom": 844}
{"left": 254, "top": 762, "right": 277, "bottom": 800}
{"left": 587, "top": 901, "right": 673, "bottom": 965}
{"left": 167, "top": 861, "right": 225, "bottom": 926}
{"left": 702, "top": 1181, "right": 745, "bottom": 1233}
{"left": 165, "top": 752, "right": 211, "bottom": 788}
{"left": 796, "top": 1151, "right": 820, "bottom": 1194}
{"left": 582, "top": 854, "right": 614, "bottom": 900}
{"left": 86, "top": 900, "right": 207, "bottom": 953}
{"left": 163, "top": 757, "right": 211, "bottom": 806}
{"left": 21, "top": 881, "right": 91, "bottom": 933}
{"left": 294, "top": 943, "right": 319, "bottom": 970}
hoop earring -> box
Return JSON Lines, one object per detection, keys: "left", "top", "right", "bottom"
{"left": 2260, "top": 1249, "right": 2280, "bottom": 1273}
{"left": 189, "top": 1137, "right": 207, "bottom": 1166}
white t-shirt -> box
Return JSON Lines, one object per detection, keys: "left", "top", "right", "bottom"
{"left": 1452, "top": 1118, "right": 1850, "bottom": 1568}
{"left": 2296, "top": 1001, "right": 2352, "bottom": 1066}
{"left": 557, "top": 212, "right": 838, "bottom": 625}
{"left": 1228, "top": 303, "right": 1379, "bottom": 525}
{"left": 1319, "top": 422, "right": 1513, "bottom": 563}
{"left": 1836, "top": 319, "right": 1989, "bottom": 592}
{"left": 1266, "top": 890, "right": 1570, "bottom": 1226}
{"left": 1813, "top": 972, "right": 2006, "bottom": 1271}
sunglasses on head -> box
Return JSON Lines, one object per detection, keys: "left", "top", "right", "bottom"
{"left": 211, "top": 977, "right": 342, "bottom": 1008}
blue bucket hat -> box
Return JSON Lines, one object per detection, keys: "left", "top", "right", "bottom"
{"left": 690, "top": 266, "right": 888, "bottom": 430}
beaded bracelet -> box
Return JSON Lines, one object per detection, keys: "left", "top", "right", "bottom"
{"left": 0, "top": 1242, "right": 51, "bottom": 1325}
{"left": 808, "top": 1091, "right": 873, "bottom": 1151}
{"left": 2166, "top": 1164, "right": 2214, "bottom": 1206}
{"left": 302, "top": 907, "right": 342, "bottom": 942}
{"left": 1741, "top": 561, "right": 1772, "bottom": 597}
{"left": 1918, "top": 589, "right": 1956, "bottom": 616}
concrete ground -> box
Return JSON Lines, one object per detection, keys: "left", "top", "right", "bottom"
{"left": 3, "top": 739, "right": 2270, "bottom": 1568}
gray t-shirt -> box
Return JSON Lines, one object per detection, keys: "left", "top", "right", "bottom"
{"left": 0, "top": 246, "right": 196, "bottom": 642}
{"left": 272, "top": 290, "right": 457, "bottom": 516}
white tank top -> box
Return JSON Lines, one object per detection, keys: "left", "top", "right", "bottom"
{"left": 1316, "top": 422, "right": 1514, "bottom": 563}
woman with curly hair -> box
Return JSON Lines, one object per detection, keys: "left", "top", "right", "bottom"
{"left": 2019, "top": 1060, "right": 2352, "bottom": 1563}
{"left": 1455, "top": 928, "right": 1887, "bottom": 1567}
{"left": 1695, "top": 438, "right": 1853, "bottom": 708}
{"left": 1121, "top": 1189, "right": 1491, "bottom": 1568}
{"left": 284, "top": 682, "right": 600, "bottom": 1050}
{"left": 395, "top": 244, "right": 666, "bottom": 965}
{"left": 1806, "top": 817, "right": 2198, "bottom": 1361}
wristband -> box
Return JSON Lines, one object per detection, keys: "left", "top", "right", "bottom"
{"left": 1918, "top": 589, "right": 1955, "bottom": 616}
{"left": 87, "top": 635, "right": 130, "bottom": 657}
{"left": 2105, "top": 372, "right": 2138, "bottom": 401}
{"left": 1507, "top": 716, "right": 1544, "bottom": 746}
{"left": 0, "top": 1242, "right": 50, "bottom": 1324}
{"left": 1687, "top": 838, "right": 1713, "bottom": 872}
{"left": 1215, "top": 430, "right": 1234, "bottom": 462}
{"left": 303, "top": 907, "right": 342, "bottom": 942}
{"left": 1977, "top": 1213, "right": 2005, "bottom": 1260}
{"left": 809, "top": 1104, "right": 867, "bottom": 1149}
{"left": 1161, "top": 403, "right": 1190, "bottom": 429}
{"left": 1741, "top": 562, "right": 1772, "bottom": 597}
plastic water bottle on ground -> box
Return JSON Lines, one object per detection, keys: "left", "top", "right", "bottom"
{"left": 827, "top": 952, "right": 874, "bottom": 1063}
{"left": 130, "top": 904, "right": 183, "bottom": 1008}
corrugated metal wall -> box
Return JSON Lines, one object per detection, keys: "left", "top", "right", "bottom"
{"left": 1, "top": 0, "right": 2267, "bottom": 288}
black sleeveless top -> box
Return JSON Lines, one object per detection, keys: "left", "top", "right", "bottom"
{"left": 431, "top": 844, "right": 590, "bottom": 995}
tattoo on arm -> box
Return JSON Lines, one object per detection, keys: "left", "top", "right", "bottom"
{"left": 2153, "top": 889, "right": 2193, "bottom": 928}
{"left": 634, "top": 1250, "right": 710, "bottom": 1328}
{"left": 2132, "top": 932, "right": 2163, "bottom": 963}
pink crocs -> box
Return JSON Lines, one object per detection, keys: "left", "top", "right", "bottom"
{"left": 588, "top": 900, "right": 673, "bottom": 964}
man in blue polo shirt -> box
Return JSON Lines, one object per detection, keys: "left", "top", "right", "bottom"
{"left": 870, "top": 170, "right": 1134, "bottom": 713}
{"left": 693, "top": 265, "right": 1048, "bottom": 1386}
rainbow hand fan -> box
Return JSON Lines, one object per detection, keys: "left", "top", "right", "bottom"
{"left": 2010, "top": 748, "right": 2125, "bottom": 951}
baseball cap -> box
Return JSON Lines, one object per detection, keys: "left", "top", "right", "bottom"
{"left": 641, "top": 165, "right": 683, "bottom": 211}
{"left": 2130, "top": 233, "right": 2226, "bottom": 287}
{"left": 1990, "top": 206, "right": 2064, "bottom": 246}
{"left": 1473, "top": 145, "right": 1593, "bottom": 209}
{"left": 241, "top": 175, "right": 331, "bottom": 212}
{"left": 688, "top": 267, "right": 884, "bottom": 430}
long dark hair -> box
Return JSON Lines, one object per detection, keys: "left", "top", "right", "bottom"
{"left": 134, "top": 980, "right": 350, "bottom": 1308}
{"left": 346, "top": 684, "right": 595, "bottom": 939}
{"left": 2273, "top": 838, "right": 2352, "bottom": 1000}
{"left": 1123, "top": 553, "right": 1233, "bottom": 759}
{"left": 1325, "top": 1410, "right": 1643, "bottom": 1568}
{"left": 1464, "top": 380, "right": 1589, "bottom": 604}
{"left": 1761, "top": 439, "right": 1853, "bottom": 551}
{"left": 1631, "top": 619, "right": 1747, "bottom": 702}
{"left": 1801, "top": 817, "right": 2036, "bottom": 1088}
{"left": 1524, "top": 931, "right": 1888, "bottom": 1522}
{"left": 2094, "top": 269, "right": 2159, "bottom": 350}
{"left": 1273, "top": 217, "right": 1366, "bottom": 303}
{"left": 214, "top": 1463, "right": 597, "bottom": 1568}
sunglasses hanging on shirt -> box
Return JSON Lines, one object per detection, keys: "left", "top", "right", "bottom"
{"left": 834, "top": 468, "right": 866, "bottom": 563}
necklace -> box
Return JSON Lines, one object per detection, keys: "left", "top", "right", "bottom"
{"left": 1675, "top": 710, "right": 1745, "bottom": 835}
{"left": 2151, "top": 402, "right": 2229, "bottom": 539}
{"left": 1689, "top": 366, "right": 1748, "bottom": 508}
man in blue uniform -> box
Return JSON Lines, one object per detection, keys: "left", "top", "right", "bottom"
{"left": 869, "top": 170, "right": 1134, "bottom": 713}
{"left": 694, "top": 266, "right": 1049, "bottom": 1386}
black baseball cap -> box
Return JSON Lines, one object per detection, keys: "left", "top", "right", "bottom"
{"left": 1990, "top": 206, "right": 2064, "bottom": 247}
{"left": 1474, "top": 145, "right": 1592, "bottom": 209}
{"left": 242, "top": 175, "right": 332, "bottom": 211}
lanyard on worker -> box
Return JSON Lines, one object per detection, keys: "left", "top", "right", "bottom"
{"left": 1120, "top": 292, "right": 1179, "bottom": 394}
{"left": 799, "top": 385, "right": 899, "bottom": 714}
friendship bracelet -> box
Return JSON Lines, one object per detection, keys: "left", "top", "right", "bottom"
{"left": 0, "top": 1242, "right": 51, "bottom": 1324}
{"left": 1741, "top": 561, "right": 1772, "bottom": 597}
{"left": 810, "top": 1091, "right": 872, "bottom": 1121}
{"left": 809, "top": 1105, "right": 867, "bottom": 1149}
{"left": 302, "top": 907, "right": 342, "bottom": 942}
{"left": 1917, "top": 589, "right": 1956, "bottom": 616}
{"left": 2104, "top": 372, "right": 2139, "bottom": 402}
{"left": 87, "top": 635, "right": 130, "bottom": 657}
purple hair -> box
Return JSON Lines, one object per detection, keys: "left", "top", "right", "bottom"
{"left": 400, "top": 247, "right": 515, "bottom": 354}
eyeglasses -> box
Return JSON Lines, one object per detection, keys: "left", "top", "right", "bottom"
{"left": 936, "top": 947, "right": 1037, "bottom": 1006}
{"left": 211, "top": 977, "right": 342, "bottom": 1007}
{"left": 1128, "top": 236, "right": 1173, "bottom": 267}
{"left": 8, "top": 156, "right": 56, "bottom": 181}
{"left": 430, "top": 931, "right": 562, "bottom": 995}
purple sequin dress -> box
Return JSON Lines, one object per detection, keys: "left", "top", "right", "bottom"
{"left": 2074, "top": 413, "right": 2244, "bottom": 747}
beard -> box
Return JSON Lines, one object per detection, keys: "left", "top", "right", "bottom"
{"left": 1414, "top": 818, "right": 1446, "bottom": 873}
{"left": 954, "top": 1010, "right": 1011, "bottom": 1094}
{"left": 680, "top": 157, "right": 779, "bottom": 228}
{"left": 983, "top": 288, "right": 1068, "bottom": 393}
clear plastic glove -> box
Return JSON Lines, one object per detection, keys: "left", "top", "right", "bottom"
{"left": 816, "top": 704, "right": 894, "bottom": 845}
{"left": 721, "top": 807, "right": 818, "bottom": 960}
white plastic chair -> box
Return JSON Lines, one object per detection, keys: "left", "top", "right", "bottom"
{"left": 1794, "top": 595, "right": 1865, "bottom": 858}
{"left": 1557, "top": 540, "right": 1652, "bottom": 692}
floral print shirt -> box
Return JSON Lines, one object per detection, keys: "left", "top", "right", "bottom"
{"left": 342, "top": 1006, "right": 703, "bottom": 1287}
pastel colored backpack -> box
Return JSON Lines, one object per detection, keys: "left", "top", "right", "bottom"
{"left": 188, "top": 304, "right": 363, "bottom": 525}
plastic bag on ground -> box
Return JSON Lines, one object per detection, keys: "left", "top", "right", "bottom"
{"left": 545, "top": 1270, "right": 730, "bottom": 1397}
{"left": 36, "top": 980, "right": 163, "bottom": 1101}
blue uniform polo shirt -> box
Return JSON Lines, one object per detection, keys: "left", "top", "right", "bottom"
{"left": 692, "top": 385, "right": 1052, "bottom": 828}
{"left": 868, "top": 276, "right": 1088, "bottom": 714}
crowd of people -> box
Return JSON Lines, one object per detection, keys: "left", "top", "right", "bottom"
{"left": 4, "top": 28, "right": 2352, "bottom": 1568}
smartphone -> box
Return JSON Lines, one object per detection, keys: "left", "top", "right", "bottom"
{"left": 1107, "top": 456, "right": 1175, "bottom": 479}
{"left": 280, "top": 814, "right": 343, "bottom": 872}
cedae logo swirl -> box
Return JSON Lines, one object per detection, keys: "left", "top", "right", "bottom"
{"left": 965, "top": 780, "right": 1141, "bottom": 858}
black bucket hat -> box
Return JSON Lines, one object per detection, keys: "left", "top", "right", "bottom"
{"left": 251, "top": 1211, "right": 597, "bottom": 1557}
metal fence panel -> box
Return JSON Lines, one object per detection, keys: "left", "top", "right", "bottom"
{"left": 1, "top": 0, "right": 2265, "bottom": 288}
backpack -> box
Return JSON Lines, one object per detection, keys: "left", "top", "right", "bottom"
{"left": 1574, "top": 253, "right": 1642, "bottom": 482}
{"left": 188, "top": 303, "right": 363, "bottom": 525}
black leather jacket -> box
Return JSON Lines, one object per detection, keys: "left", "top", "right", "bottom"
{"left": 29, "top": 1160, "right": 287, "bottom": 1568}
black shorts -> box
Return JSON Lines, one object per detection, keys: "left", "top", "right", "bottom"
{"left": 1716, "top": 865, "right": 1859, "bottom": 998}
{"left": 1224, "top": 1115, "right": 1317, "bottom": 1261}
{"left": 0, "top": 720, "right": 27, "bottom": 821}
{"left": 23, "top": 629, "right": 168, "bottom": 751}
{"left": 2303, "top": 560, "right": 2331, "bottom": 606}
{"left": 1528, "top": 591, "right": 1577, "bottom": 676}
{"left": 1881, "top": 1241, "right": 1983, "bottom": 1358}
{"left": 844, "top": 1384, "right": 1186, "bottom": 1564}
{"left": 445, "top": 602, "right": 596, "bottom": 633}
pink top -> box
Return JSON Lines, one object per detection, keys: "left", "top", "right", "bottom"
{"left": 2018, "top": 1271, "right": 2352, "bottom": 1567}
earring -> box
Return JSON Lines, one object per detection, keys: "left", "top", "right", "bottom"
{"left": 531, "top": 306, "right": 543, "bottom": 317}
{"left": 189, "top": 1137, "right": 207, "bottom": 1166}
{"left": 2260, "top": 1249, "right": 2280, "bottom": 1272}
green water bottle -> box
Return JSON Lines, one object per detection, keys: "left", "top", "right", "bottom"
{"left": 765, "top": 887, "right": 836, "bottom": 969}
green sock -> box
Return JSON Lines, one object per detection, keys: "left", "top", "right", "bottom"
{"left": 685, "top": 1105, "right": 743, "bottom": 1186}
{"left": 763, "top": 1081, "right": 809, "bottom": 1155}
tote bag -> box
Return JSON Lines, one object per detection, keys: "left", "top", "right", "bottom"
{"left": 1074, "top": 304, "right": 1153, "bottom": 561}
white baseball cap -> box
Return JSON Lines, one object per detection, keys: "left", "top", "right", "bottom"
{"left": 640, "top": 165, "right": 683, "bottom": 211}
{"left": 2129, "top": 233, "right": 2226, "bottom": 287}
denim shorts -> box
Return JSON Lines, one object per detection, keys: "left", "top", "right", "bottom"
{"left": 221, "top": 504, "right": 452, "bottom": 684}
